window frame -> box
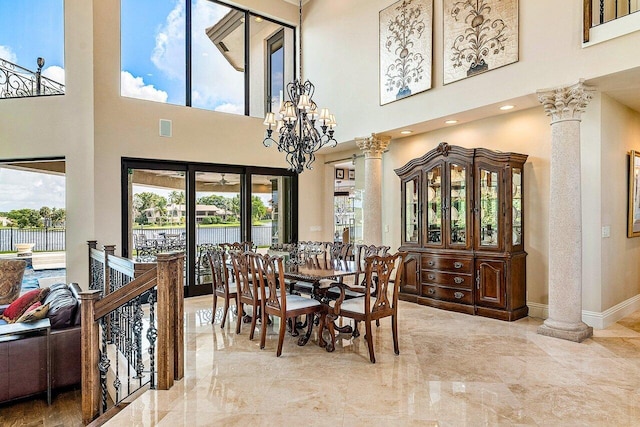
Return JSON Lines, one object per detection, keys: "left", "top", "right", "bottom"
{"left": 151, "top": 0, "right": 296, "bottom": 115}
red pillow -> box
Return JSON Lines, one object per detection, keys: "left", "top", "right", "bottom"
{"left": 1, "top": 288, "right": 49, "bottom": 322}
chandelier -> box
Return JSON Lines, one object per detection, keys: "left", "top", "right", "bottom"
{"left": 262, "top": 0, "right": 337, "bottom": 174}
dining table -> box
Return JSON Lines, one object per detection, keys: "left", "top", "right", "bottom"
{"left": 277, "top": 257, "right": 363, "bottom": 347}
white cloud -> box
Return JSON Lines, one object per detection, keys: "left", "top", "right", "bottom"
{"left": 42, "top": 65, "right": 65, "bottom": 85}
{"left": 0, "top": 169, "right": 65, "bottom": 212}
{"left": 151, "top": 0, "right": 244, "bottom": 111}
{"left": 214, "top": 102, "right": 244, "bottom": 115}
{"left": 0, "top": 45, "right": 17, "bottom": 64}
{"left": 121, "top": 71, "right": 168, "bottom": 103}
{"left": 151, "top": 0, "right": 186, "bottom": 80}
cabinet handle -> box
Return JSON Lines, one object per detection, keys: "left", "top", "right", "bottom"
{"left": 428, "top": 274, "right": 435, "bottom": 280}
{"left": 427, "top": 260, "right": 435, "bottom": 267}
{"left": 428, "top": 288, "right": 435, "bottom": 295}
{"left": 453, "top": 262, "right": 463, "bottom": 269}
{"left": 476, "top": 270, "right": 480, "bottom": 289}
{"left": 454, "top": 277, "right": 464, "bottom": 284}
{"left": 454, "top": 291, "right": 464, "bottom": 299}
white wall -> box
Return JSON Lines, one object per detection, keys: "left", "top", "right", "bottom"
{"left": 382, "top": 107, "right": 553, "bottom": 307}
{"left": 0, "top": 0, "right": 95, "bottom": 285}
{"left": 600, "top": 94, "right": 640, "bottom": 311}
{"left": 303, "top": 0, "right": 640, "bottom": 141}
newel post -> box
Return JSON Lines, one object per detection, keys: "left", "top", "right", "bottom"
{"left": 80, "top": 290, "right": 101, "bottom": 425}
{"left": 155, "top": 252, "right": 184, "bottom": 389}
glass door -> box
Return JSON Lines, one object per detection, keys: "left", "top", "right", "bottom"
{"left": 127, "top": 167, "right": 187, "bottom": 285}
{"left": 251, "top": 174, "right": 293, "bottom": 252}
{"left": 512, "top": 168, "right": 523, "bottom": 247}
{"left": 448, "top": 163, "right": 468, "bottom": 247}
{"left": 192, "top": 171, "right": 241, "bottom": 294}
{"left": 403, "top": 174, "right": 420, "bottom": 245}
{"left": 123, "top": 160, "right": 297, "bottom": 297}
{"left": 477, "top": 167, "right": 501, "bottom": 249}
{"left": 425, "top": 164, "right": 443, "bottom": 247}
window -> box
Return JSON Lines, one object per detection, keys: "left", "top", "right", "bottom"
{"left": 121, "top": 0, "right": 294, "bottom": 116}
{"left": 0, "top": 0, "right": 65, "bottom": 98}
{"left": 122, "top": 159, "right": 297, "bottom": 297}
{"left": 266, "top": 29, "right": 285, "bottom": 115}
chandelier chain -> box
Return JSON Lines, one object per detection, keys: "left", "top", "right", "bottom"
{"left": 299, "top": 0, "right": 303, "bottom": 81}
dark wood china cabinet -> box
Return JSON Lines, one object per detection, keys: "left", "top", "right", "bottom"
{"left": 395, "top": 143, "right": 528, "bottom": 321}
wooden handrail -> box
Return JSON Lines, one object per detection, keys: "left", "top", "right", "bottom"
{"left": 93, "top": 267, "right": 158, "bottom": 320}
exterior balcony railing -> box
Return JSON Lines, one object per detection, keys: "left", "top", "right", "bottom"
{"left": 0, "top": 57, "right": 65, "bottom": 99}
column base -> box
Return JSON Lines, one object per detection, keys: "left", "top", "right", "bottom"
{"left": 537, "top": 322, "right": 593, "bottom": 343}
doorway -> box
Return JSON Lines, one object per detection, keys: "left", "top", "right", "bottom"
{"left": 122, "top": 159, "right": 297, "bottom": 297}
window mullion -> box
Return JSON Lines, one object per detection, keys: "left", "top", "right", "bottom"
{"left": 186, "top": 0, "right": 192, "bottom": 107}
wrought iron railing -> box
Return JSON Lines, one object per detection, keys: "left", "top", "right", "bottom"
{"left": 584, "top": 0, "right": 640, "bottom": 41}
{"left": 0, "top": 57, "right": 64, "bottom": 98}
{"left": 83, "top": 241, "right": 182, "bottom": 424}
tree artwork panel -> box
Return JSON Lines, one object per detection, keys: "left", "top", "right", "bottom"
{"left": 380, "top": 0, "right": 433, "bottom": 105}
{"left": 443, "top": 0, "right": 518, "bottom": 84}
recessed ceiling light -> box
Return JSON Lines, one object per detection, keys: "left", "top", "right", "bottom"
{"left": 255, "top": 16, "right": 263, "bottom": 22}
{"left": 400, "top": 130, "right": 412, "bottom": 135}
{"left": 500, "top": 105, "right": 515, "bottom": 111}
{"left": 445, "top": 120, "right": 458, "bottom": 124}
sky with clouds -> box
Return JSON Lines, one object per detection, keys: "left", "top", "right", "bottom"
{"left": 0, "top": 0, "right": 271, "bottom": 210}
{"left": 0, "top": 169, "right": 65, "bottom": 212}
{"left": 0, "top": 0, "right": 64, "bottom": 81}
{"left": 121, "top": 0, "right": 244, "bottom": 113}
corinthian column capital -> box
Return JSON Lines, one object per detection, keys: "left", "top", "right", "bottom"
{"left": 537, "top": 80, "right": 595, "bottom": 124}
{"left": 356, "top": 133, "right": 392, "bottom": 159}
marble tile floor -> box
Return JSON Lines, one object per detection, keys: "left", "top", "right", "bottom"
{"left": 107, "top": 297, "right": 640, "bottom": 426}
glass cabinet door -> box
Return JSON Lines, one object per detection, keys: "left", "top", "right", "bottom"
{"left": 449, "top": 163, "right": 467, "bottom": 246}
{"left": 403, "top": 176, "right": 420, "bottom": 243}
{"left": 479, "top": 168, "right": 499, "bottom": 248}
{"left": 512, "top": 168, "right": 522, "bottom": 246}
{"left": 426, "top": 165, "right": 443, "bottom": 245}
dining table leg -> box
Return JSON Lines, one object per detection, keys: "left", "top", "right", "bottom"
{"left": 297, "top": 313, "right": 315, "bottom": 346}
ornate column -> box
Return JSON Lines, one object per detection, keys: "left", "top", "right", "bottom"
{"left": 537, "top": 80, "right": 594, "bottom": 342}
{"left": 356, "top": 133, "right": 391, "bottom": 246}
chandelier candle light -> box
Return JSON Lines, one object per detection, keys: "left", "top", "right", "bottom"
{"left": 262, "top": 0, "right": 337, "bottom": 174}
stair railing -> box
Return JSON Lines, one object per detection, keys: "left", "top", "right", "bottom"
{"left": 81, "top": 242, "right": 184, "bottom": 424}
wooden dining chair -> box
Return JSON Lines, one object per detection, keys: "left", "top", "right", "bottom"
{"left": 230, "top": 250, "right": 262, "bottom": 339}
{"left": 327, "top": 252, "right": 406, "bottom": 363}
{"left": 326, "top": 241, "right": 352, "bottom": 262}
{"left": 207, "top": 248, "right": 239, "bottom": 329}
{"left": 256, "top": 254, "right": 324, "bottom": 357}
{"left": 220, "top": 241, "right": 255, "bottom": 253}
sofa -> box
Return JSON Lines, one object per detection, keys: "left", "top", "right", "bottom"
{"left": 0, "top": 283, "right": 82, "bottom": 404}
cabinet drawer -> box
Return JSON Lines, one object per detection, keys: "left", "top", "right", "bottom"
{"left": 421, "top": 256, "right": 473, "bottom": 273}
{"left": 421, "top": 271, "right": 473, "bottom": 289}
{"left": 422, "top": 285, "right": 473, "bottom": 305}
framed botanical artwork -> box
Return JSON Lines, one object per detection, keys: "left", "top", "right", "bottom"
{"left": 379, "top": 0, "right": 433, "bottom": 105}
{"left": 628, "top": 150, "right": 640, "bottom": 237}
{"left": 443, "top": 0, "right": 519, "bottom": 85}
{"left": 348, "top": 169, "right": 356, "bottom": 180}
{"left": 335, "top": 168, "right": 345, "bottom": 180}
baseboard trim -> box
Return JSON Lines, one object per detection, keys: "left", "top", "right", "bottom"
{"left": 526, "top": 294, "right": 640, "bottom": 329}
{"left": 527, "top": 302, "right": 548, "bottom": 320}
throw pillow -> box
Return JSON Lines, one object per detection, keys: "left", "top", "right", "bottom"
{"left": 43, "top": 283, "right": 78, "bottom": 329}
{"left": 0, "top": 288, "right": 50, "bottom": 323}
{"left": 16, "top": 302, "right": 50, "bottom": 323}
